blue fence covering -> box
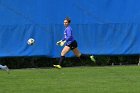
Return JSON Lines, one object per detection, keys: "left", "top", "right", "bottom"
{"left": 0, "top": 0, "right": 140, "bottom": 57}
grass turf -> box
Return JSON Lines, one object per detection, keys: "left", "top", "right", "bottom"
{"left": 0, "top": 66, "right": 140, "bottom": 93}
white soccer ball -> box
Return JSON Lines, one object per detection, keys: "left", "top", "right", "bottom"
{"left": 27, "top": 38, "right": 35, "bottom": 45}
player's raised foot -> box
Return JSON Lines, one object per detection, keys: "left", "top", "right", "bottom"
{"left": 53, "top": 65, "right": 62, "bottom": 69}
{"left": 90, "top": 55, "right": 96, "bottom": 62}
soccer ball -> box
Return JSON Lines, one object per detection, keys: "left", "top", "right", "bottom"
{"left": 27, "top": 38, "right": 35, "bottom": 45}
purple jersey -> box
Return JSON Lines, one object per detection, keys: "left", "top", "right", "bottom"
{"left": 62, "top": 26, "right": 74, "bottom": 45}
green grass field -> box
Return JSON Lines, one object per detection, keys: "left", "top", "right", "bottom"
{"left": 0, "top": 66, "right": 140, "bottom": 93}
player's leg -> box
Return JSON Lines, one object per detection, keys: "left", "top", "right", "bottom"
{"left": 72, "top": 48, "right": 96, "bottom": 62}
{"left": 59, "top": 46, "right": 70, "bottom": 65}
{"left": 69, "top": 40, "right": 95, "bottom": 62}
{"left": 72, "top": 48, "right": 81, "bottom": 57}
{"left": 54, "top": 46, "right": 71, "bottom": 69}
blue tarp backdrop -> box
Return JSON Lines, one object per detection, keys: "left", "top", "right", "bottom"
{"left": 0, "top": 0, "right": 140, "bottom": 57}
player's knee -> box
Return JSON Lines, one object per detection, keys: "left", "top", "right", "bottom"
{"left": 75, "top": 53, "right": 81, "bottom": 57}
{"left": 61, "top": 51, "right": 66, "bottom": 56}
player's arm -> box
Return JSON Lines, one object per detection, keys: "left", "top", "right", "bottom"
{"left": 59, "top": 28, "right": 72, "bottom": 46}
{"left": 65, "top": 28, "right": 72, "bottom": 41}
{"left": 56, "top": 40, "right": 66, "bottom": 46}
{"left": 56, "top": 28, "right": 72, "bottom": 46}
{"left": 56, "top": 33, "right": 66, "bottom": 46}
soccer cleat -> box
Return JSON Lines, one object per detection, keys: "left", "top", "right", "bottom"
{"left": 53, "top": 65, "right": 62, "bottom": 69}
{"left": 90, "top": 55, "right": 96, "bottom": 62}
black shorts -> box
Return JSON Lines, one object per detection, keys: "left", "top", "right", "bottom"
{"left": 66, "top": 40, "right": 78, "bottom": 50}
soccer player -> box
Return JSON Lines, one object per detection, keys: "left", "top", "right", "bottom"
{"left": 0, "top": 64, "right": 9, "bottom": 73}
{"left": 54, "top": 17, "right": 96, "bottom": 69}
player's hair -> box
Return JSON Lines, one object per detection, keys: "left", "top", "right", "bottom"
{"left": 64, "top": 17, "right": 71, "bottom": 23}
